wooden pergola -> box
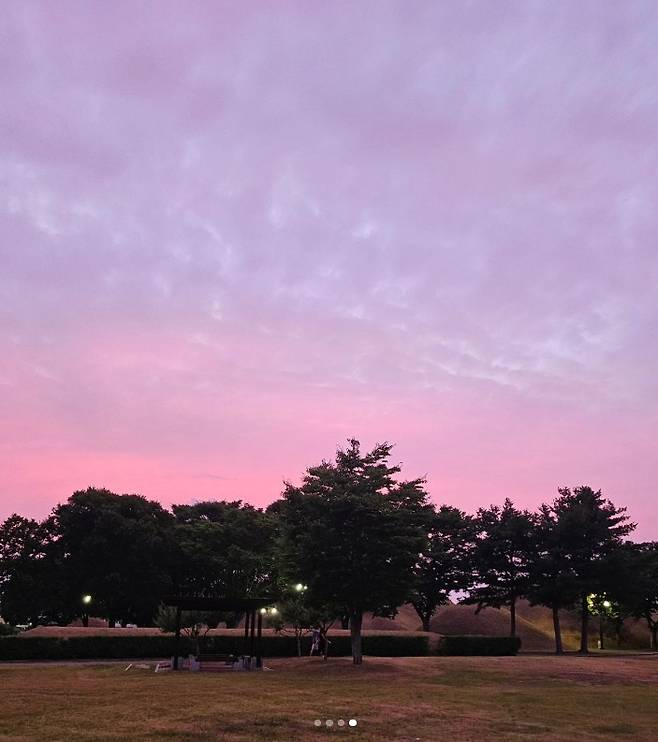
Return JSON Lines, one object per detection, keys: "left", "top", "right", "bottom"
{"left": 163, "top": 595, "right": 275, "bottom": 670}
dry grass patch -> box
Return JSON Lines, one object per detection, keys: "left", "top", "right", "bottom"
{"left": 1, "top": 655, "right": 657, "bottom": 741}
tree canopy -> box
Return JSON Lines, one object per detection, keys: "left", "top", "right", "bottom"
{"left": 0, "top": 447, "right": 651, "bottom": 661}
{"left": 276, "top": 439, "right": 431, "bottom": 663}
{"left": 465, "top": 499, "right": 536, "bottom": 636}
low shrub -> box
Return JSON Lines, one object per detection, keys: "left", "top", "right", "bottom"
{"left": 0, "top": 635, "right": 184, "bottom": 661}
{"left": 436, "top": 635, "right": 521, "bottom": 656}
{"left": 358, "top": 634, "right": 431, "bottom": 657}
{"left": 0, "top": 624, "right": 19, "bottom": 637}
{"left": 0, "top": 632, "right": 431, "bottom": 661}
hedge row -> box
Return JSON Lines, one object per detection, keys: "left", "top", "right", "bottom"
{"left": 0, "top": 633, "right": 520, "bottom": 661}
{"left": 0, "top": 633, "right": 431, "bottom": 661}
{"left": 437, "top": 635, "right": 521, "bottom": 656}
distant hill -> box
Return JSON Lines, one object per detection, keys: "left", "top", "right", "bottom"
{"left": 24, "top": 599, "right": 654, "bottom": 650}
{"left": 362, "top": 604, "right": 421, "bottom": 631}
{"left": 364, "top": 600, "right": 652, "bottom": 651}
{"left": 427, "top": 601, "right": 580, "bottom": 651}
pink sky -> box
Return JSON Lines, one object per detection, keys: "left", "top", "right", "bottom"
{"left": 1, "top": 1, "right": 657, "bottom": 538}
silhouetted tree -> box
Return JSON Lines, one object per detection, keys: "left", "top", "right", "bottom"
{"left": 277, "top": 439, "right": 431, "bottom": 664}
{"left": 465, "top": 499, "right": 536, "bottom": 636}
{"left": 411, "top": 505, "right": 475, "bottom": 631}
{"left": 0, "top": 514, "right": 66, "bottom": 624}
{"left": 266, "top": 591, "right": 312, "bottom": 657}
{"left": 546, "top": 487, "right": 634, "bottom": 654}
{"left": 154, "top": 603, "right": 221, "bottom": 656}
{"left": 54, "top": 488, "right": 175, "bottom": 626}
{"left": 613, "top": 542, "right": 658, "bottom": 649}
{"left": 526, "top": 503, "right": 580, "bottom": 654}
{"left": 171, "top": 500, "right": 278, "bottom": 626}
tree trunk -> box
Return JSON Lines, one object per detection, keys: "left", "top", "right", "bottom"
{"left": 341, "top": 614, "right": 349, "bottom": 630}
{"left": 552, "top": 605, "right": 563, "bottom": 655}
{"left": 412, "top": 602, "right": 432, "bottom": 633}
{"left": 579, "top": 593, "right": 589, "bottom": 654}
{"left": 296, "top": 634, "right": 302, "bottom": 657}
{"left": 350, "top": 610, "right": 363, "bottom": 665}
{"left": 510, "top": 596, "right": 517, "bottom": 637}
{"left": 82, "top": 614, "right": 89, "bottom": 628}
{"left": 650, "top": 622, "right": 657, "bottom": 651}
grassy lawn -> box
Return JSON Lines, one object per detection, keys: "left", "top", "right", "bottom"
{"left": 1, "top": 654, "right": 657, "bottom": 741}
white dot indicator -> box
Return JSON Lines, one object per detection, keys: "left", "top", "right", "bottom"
{"left": 337, "top": 719, "right": 345, "bottom": 727}
{"left": 314, "top": 719, "right": 322, "bottom": 727}
{"left": 325, "top": 719, "right": 334, "bottom": 727}
{"left": 349, "top": 719, "right": 358, "bottom": 727}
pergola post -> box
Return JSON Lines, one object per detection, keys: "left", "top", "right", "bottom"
{"left": 249, "top": 609, "right": 256, "bottom": 663}
{"left": 173, "top": 605, "right": 182, "bottom": 671}
{"left": 244, "top": 608, "right": 250, "bottom": 660}
{"left": 256, "top": 610, "right": 263, "bottom": 668}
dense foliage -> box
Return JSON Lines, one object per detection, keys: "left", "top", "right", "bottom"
{"left": 436, "top": 635, "right": 521, "bottom": 656}
{"left": 275, "top": 439, "right": 432, "bottom": 663}
{"left": 0, "top": 632, "right": 431, "bottom": 661}
{"left": 0, "top": 439, "right": 654, "bottom": 661}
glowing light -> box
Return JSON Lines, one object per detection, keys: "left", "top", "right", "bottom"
{"left": 270, "top": 607, "right": 278, "bottom": 614}
{"left": 260, "top": 608, "right": 267, "bottom": 614}
{"left": 82, "top": 594, "right": 92, "bottom": 605}
{"left": 603, "top": 600, "right": 611, "bottom": 608}
{"left": 295, "top": 583, "right": 304, "bottom": 592}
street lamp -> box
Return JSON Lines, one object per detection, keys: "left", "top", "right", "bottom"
{"left": 81, "top": 594, "right": 93, "bottom": 627}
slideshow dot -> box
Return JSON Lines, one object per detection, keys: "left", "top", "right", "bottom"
{"left": 337, "top": 719, "right": 345, "bottom": 727}
{"left": 326, "top": 719, "right": 334, "bottom": 727}
{"left": 349, "top": 719, "right": 358, "bottom": 727}
{"left": 314, "top": 720, "right": 322, "bottom": 727}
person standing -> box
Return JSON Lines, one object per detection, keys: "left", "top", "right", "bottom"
{"left": 310, "top": 627, "right": 321, "bottom": 656}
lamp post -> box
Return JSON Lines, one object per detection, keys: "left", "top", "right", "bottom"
{"left": 600, "top": 600, "right": 611, "bottom": 650}
{"left": 81, "top": 594, "right": 92, "bottom": 627}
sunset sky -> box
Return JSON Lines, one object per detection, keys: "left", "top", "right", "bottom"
{"left": 1, "top": 1, "right": 657, "bottom": 538}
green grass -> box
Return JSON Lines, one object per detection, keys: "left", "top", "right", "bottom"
{"left": 1, "top": 655, "right": 657, "bottom": 741}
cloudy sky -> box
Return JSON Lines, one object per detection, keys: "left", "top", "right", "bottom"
{"left": 1, "top": 1, "right": 657, "bottom": 537}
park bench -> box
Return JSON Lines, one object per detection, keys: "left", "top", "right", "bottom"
{"left": 197, "top": 653, "right": 238, "bottom": 671}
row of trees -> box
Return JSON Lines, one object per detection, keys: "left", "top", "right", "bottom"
{"left": 1, "top": 440, "right": 657, "bottom": 663}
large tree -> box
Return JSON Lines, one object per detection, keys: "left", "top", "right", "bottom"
{"left": 171, "top": 500, "right": 277, "bottom": 626}
{"left": 546, "top": 486, "right": 634, "bottom": 654}
{"left": 0, "top": 514, "right": 66, "bottom": 625}
{"left": 612, "top": 542, "right": 658, "bottom": 650}
{"left": 526, "top": 503, "right": 580, "bottom": 654}
{"left": 53, "top": 488, "right": 175, "bottom": 626}
{"left": 465, "top": 499, "right": 536, "bottom": 636}
{"left": 277, "top": 439, "right": 431, "bottom": 664}
{"left": 411, "top": 505, "right": 475, "bottom": 632}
